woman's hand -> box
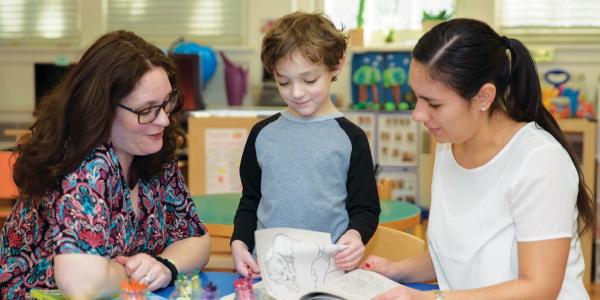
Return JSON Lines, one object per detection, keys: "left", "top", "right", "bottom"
{"left": 231, "top": 240, "right": 260, "bottom": 277}
{"left": 115, "top": 254, "right": 171, "bottom": 291}
{"left": 335, "top": 229, "right": 365, "bottom": 270}
{"left": 361, "top": 255, "right": 401, "bottom": 281}
{"left": 372, "top": 285, "right": 425, "bottom": 300}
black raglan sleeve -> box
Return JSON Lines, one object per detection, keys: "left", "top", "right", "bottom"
{"left": 231, "top": 114, "right": 280, "bottom": 251}
{"left": 336, "top": 117, "right": 381, "bottom": 244}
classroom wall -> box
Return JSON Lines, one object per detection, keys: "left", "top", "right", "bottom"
{"left": 0, "top": 0, "right": 298, "bottom": 117}
{"left": 1, "top": 0, "right": 599, "bottom": 142}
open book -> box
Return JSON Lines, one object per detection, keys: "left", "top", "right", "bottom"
{"left": 254, "top": 228, "right": 400, "bottom": 300}
{"left": 297, "top": 268, "right": 401, "bottom": 300}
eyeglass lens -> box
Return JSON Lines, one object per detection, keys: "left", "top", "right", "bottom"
{"left": 138, "top": 94, "right": 177, "bottom": 124}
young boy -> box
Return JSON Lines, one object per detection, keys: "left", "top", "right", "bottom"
{"left": 231, "top": 11, "right": 380, "bottom": 277}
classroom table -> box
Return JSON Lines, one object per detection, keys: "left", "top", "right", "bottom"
{"left": 153, "top": 271, "right": 438, "bottom": 298}
{"left": 192, "top": 193, "right": 422, "bottom": 233}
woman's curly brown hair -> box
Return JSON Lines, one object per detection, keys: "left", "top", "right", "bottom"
{"left": 13, "top": 30, "right": 186, "bottom": 206}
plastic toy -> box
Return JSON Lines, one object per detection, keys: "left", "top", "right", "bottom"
{"left": 171, "top": 38, "right": 217, "bottom": 88}
{"left": 220, "top": 52, "right": 248, "bottom": 106}
{"left": 542, "top": 68, "right": 595, "bottom": 119}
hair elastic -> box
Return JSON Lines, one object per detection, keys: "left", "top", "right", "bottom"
{"left": 501, "top": 36, "right": 511, "bottom": 49}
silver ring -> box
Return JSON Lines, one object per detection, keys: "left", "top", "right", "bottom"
{"left": 144, "top": 273, "right": 154, "bottom": 283}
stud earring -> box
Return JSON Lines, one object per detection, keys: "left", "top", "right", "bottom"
{"left": 481, "top": 107, "right": 487, "bottom": 112}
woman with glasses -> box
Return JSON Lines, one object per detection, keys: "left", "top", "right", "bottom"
{"left": 0, "top": 30, "right": 210, "bottom": 299}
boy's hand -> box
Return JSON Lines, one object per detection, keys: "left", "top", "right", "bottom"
{"left": 231, "top": 240, "right": 261, "bottom": 277}
{"left": 334, "top": 229, "right": 364, "bottom": 270}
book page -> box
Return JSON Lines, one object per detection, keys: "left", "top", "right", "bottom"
{"left": 255, "top": 228, "right": 346, "bottom": 300}
{"left": 301, "top": 269, "right": 400, "bottom": 300}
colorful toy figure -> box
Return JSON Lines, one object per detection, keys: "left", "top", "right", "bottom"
{"left": 120, "top": 280, "right": 146, "bottom": 300}
{"left": 542, "top": 69, "right": 595, "bottom": 119}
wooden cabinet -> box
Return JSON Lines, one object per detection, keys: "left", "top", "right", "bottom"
{"left": 187, "top": 110, "right": 273, "bottom": 196}
{"left": 0, "top": 151, "right": 18, "bottom": 226}
{"left": 558, "top": 119, "right": 596, "bottom": 287}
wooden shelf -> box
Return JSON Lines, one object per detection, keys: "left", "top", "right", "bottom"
{"left": 558, "top": 119, "right": 597, "bottom": 287}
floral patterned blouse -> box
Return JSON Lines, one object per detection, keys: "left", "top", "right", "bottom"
{"left": 0, "top": 143, "right": 207, "bottom": 299}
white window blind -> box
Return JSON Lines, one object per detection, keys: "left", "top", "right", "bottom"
{"left": 500, "top": 0, "right": 600, "bottom": 32}
{"left": 324, "top": 0, "right": 453, "bottom": 31}
{"left": 0, "top": 0, "right": 80, "bottom": 46}
{"left": 107, "top": 0, "right": 243, "bottom": 46}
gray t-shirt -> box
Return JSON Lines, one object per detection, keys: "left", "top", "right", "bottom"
{"left": 232, "top": 111, "right": 380, "bottom": 251}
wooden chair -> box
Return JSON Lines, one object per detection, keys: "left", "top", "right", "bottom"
{"left": 0, "top": 151, "right": 18, "bottom": 226}
{"left": 363, "top": 225, "right": 425, "bottom": 262}
{"left": 204, "top": 223, "right": 235, "bottom": 272}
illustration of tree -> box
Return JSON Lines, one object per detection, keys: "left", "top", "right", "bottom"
{"left": 352, "top": 57, "right": 374, "bottom": 109}
{"left": 383, "top": 61, "right": 407, "bottom": 109}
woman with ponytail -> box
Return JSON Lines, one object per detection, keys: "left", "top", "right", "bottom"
{"left": 363, "top": 18, "right": 593, "bottom": 299}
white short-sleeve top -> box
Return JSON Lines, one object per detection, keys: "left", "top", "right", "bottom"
{"left": 428, "top": 122, "right": 588, "bottom": 299}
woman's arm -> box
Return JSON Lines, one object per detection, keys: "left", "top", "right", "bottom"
{"left": 159, "top": 235, "right": 211, "bottom": 273}
{"left": 232, "top": 121, "right": 266, "bottom": 252}
{"left": 54, "top": 254, "right": 127, "bottom": 299}
{"left": 339, "top": 119, "right": 381, "bottom": 244}
{"left": 440, "top": 238, "right": 569, "bottom": 300}
{"left": 364, "top": 249, "right": 436, "bottom": 283}
{"left": 374, "top": 238, "right": 570, "bottom": 300}
{"left": 114, "top": 236, "right": 211, "bottom": 291}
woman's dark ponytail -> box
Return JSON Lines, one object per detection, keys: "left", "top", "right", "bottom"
{"left": 505, "top": 38, "right": 594, "bottom": 234}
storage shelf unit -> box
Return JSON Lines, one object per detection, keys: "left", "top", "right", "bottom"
{"left": 558, "top": 119, "right": 596, "bottom": 288}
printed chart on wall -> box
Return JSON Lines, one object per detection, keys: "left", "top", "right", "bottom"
{"left": 204, "top": 128, "right": 247, "bottom": 193}
{"left": 377, "top": 114, "right": 418, "bottom": 166}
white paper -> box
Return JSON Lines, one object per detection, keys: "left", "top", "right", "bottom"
{"left": 255, "top": 228, "right": 346, "bottom": 300}
{"left": 299, "top": 269, "right": 400, "bottom": 300}
{"left": 254, "top": 228, "right": 401, "bottom": 300}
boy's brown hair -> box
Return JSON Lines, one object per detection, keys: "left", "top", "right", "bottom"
{"left": 261, "top": 11, "right": 347, "bottom": 74}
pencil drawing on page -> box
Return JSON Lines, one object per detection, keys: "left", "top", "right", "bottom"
{"left": 256, "top": 228, "right": 346, "bottom": 299}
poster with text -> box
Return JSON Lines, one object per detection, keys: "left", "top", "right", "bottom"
{"left": 205, "top": 128, "right": 248, "bottom": 193}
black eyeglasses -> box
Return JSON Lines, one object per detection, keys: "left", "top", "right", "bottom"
{"left": 117, "top": 90, "right": 178, "bottom": 124}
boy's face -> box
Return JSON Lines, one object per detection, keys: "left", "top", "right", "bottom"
{"left": 273, "top": 52, "right": 341, "bottom": 118}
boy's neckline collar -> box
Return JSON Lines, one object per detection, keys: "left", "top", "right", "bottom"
{"left": 280, "top": 109, "right": 343, "bottom": 123}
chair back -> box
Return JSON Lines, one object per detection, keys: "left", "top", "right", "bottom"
{"left": 363, "top": 225, "right": 425, "bottom": 262}
{"left": 0, "top": 151, "right": 18, "bottom": 199}
{"left": 204, "top": 224, "right": 235, "bottom": 272}
{"left": 0, "top": 151, "right": 18, "bottom": 223}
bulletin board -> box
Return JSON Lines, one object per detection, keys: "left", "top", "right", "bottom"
{"left": 187, "top": 114, "right": 266, "bottom": 195}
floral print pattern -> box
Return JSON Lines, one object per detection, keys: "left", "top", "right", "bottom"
{"left": 0, "top": 143, "right": 206, "bottom": 299}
